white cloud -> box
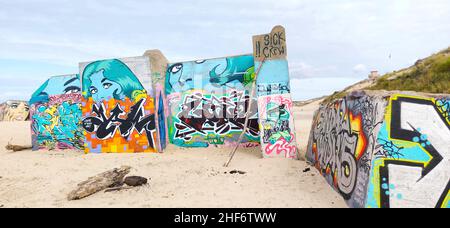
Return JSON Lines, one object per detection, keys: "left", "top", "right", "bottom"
{"left": 0, "top": 91, "right": 29, "bottom": 102}
{"left": 289, "top": 61, "right": 339, "bottom": 79}
{"left": 289, "top": 62, "right": 316, "bottom": 79}
{"left": 352, "top": 64, "right": 367, "bottom": 74}
{"left": 290, "top": 77, "right": 362, "bottom": 101}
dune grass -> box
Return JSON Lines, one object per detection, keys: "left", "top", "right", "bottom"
{"left": 369, "top": 48, "right": 450, "bottom": 94}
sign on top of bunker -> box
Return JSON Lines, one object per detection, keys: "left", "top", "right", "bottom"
{"left": 252, "top": 25, "right": 287, "bottom": 61}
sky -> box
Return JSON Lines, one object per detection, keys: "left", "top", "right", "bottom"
{"left": 0, "top": 0, "right": 449, "bottom": 102}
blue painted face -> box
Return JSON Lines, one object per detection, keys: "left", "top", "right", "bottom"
{"left": 166, "top": 57, "right": 252, "bottom": 94}
{"left": 40, "top": 75, "right": 81, "bottom": 97}
{"left": 88, "top": 70, "right": 123, "bottom": 103}
{"left": 30, "top": 74, "right": 81, "bottom": 105}
{"left": 168, "top": 63, "right": 192, "bottom": 92}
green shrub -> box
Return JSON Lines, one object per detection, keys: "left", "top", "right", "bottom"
{"left": 368, "top": 52, "right": 450, "bottom": 94}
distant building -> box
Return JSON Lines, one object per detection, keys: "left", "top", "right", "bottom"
{"left": 369, "top": 70, "right": 379, "bottom": 80}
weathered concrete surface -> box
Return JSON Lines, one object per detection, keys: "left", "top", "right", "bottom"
{"left": 29, "top": 75, "right": 83, "bottom": 151}
{"left": 80, "top": 57, "right": 159, "bottom": 153}
{"left": 253, "top": 25, "right": 298, "bottom": 159}
{"left": 144, "top": 49, "right": 170, "bottom": 152}
{"left": 164, "top": 55, "right": 260, "bottom": 148}
{"left": 306, "top": 90, "right": 450, "bottom": 208}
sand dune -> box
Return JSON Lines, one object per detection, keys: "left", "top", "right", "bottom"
{"left": 0, "top": 104, "right": 346, "bottom": 208}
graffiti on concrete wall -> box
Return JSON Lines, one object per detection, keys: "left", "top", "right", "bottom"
{"left": 30, "top": 74, "right": 83, "bottom": 151}
{"left": 307, "top": 93, "right": 449, "bottom": 208}
{"left": 31, "top": 94, "right": 83, "bottom": 150}
{"left": 436, "top": 98, "right": 449, "bottom": 120}
{"left": 367, "top": 94, "right": 450, "bottom": 208}
{"left": 166, "top": 55, "right": 255, "bottom": 94}
{"left": 258, "top": 94, "right": 296, "bottom": 158}
{"left": 306, "top": 95, "right": 387, "bottom": 207}
{"left": 157, "top": 91, "right": 167, "bottom": 149}
{"left": 30, "top": 74, "right": 81, "bottom": 105}
{"left": 80, "top": 57, "right": 158, "bottom": 153}
{"left": 0, "top": 100, "right": 29, "bottom": 121}
{"left": 171, "top": 90, "right": 259, "bottom": 147}
{"left": 165, "top": 55, "right": 260, "bottom": 147}
{"left": 257, "top": 82, "right": 291, "bottom": 96}
{"left": 82, "top": 96, "right": 156, "bottom": 153}
{"left": 144, "top": 50, "right": 169, "bottom": 152}
{"left": 253, "top": 25, "right": 297, "bottom": 158}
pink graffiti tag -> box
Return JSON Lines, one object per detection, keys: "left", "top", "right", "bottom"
{"left": 264, "top": 133, "right": 297, "bottom": 158}
{"left": 264, "top": 95, "right": 293, "bottom": 109}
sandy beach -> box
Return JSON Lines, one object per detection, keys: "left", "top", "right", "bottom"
{"left": 0, "top": 103, "right": 346, "bottom": 208}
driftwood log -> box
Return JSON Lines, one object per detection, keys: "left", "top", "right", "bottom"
{"left": 124, "top": 176, "right": 148, "bottom": 187}
{"left": 224, "top": 58, "right": 266, "bottom": 167}
{"left": 68, "top": 166, "right": 131, "bottom": 200}
{"left": 5, "top": 143, "right": 32, "bottom": 152}
{"left": 104, "top": 186, "right": 134, "bottom": 193}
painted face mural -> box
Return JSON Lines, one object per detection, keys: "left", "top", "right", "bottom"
{"left": 166, "top": 55, "right": 255, "bottom": 94}
{"left": 29, "top": 74, "right": 84, "bottom": 151}
{"left": 165, "top": 55, "right": 260, "bottom": 148}
{"left": 87, "top": 70, "right": 124, "bottom": 102}
{"left": 30, "top": 74, "right": 81, "bottom": 105}
{"left": 81, "top": 59, "right": 148, "bottom": 103}
{"left": 0, "top": 100, "right": 29, "bottom": 121}
{"left": 80, "top": 57, "right": 158, "bottom": 153}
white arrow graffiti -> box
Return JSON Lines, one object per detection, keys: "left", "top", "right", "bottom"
{"left": 387, "top": 100, "right": 449, "bottom": 208}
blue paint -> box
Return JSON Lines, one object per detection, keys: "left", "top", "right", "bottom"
{"left": 31, "top": 98, "right": 83, "bottom": 150}
{"left": 81, "top": 59, "right": 145, "bottom": 102}
{"left": 158, "top": 92, "right": 167, "bottom": 150}
{"left": 166, "top": 55, "right": 254, "bottom": 94}
{"left": 30, "top": 74, "right": 80, "bottom": 105}
{"left": 420, "top": 134, "right": 428, "bottom": 141}
{"left": 165, "top": 55, "right": 258, "bottom": 148}
{"left": 367, "top": 121, "right": 432, "bottom": 208}
{"left": 255, "top": 59, "right": 290, "bottom": 95}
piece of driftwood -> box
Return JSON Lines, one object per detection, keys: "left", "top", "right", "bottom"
{"left": 5, "top": 143, "right": 32, "bottom": 152}
{"left": 68, "top": 166, "right": 131, "bottom": 200}
{"left": 124, "top": 176, "right": 148, "bottom": 187}
{"left": 104, "top": 186, "right": 134, "bottom": 193}
{"left": 229, "top": 170, "right": 246, "bottom": 175}
{"left": 224, "top": 58, "right": 266, "bottom": 167}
